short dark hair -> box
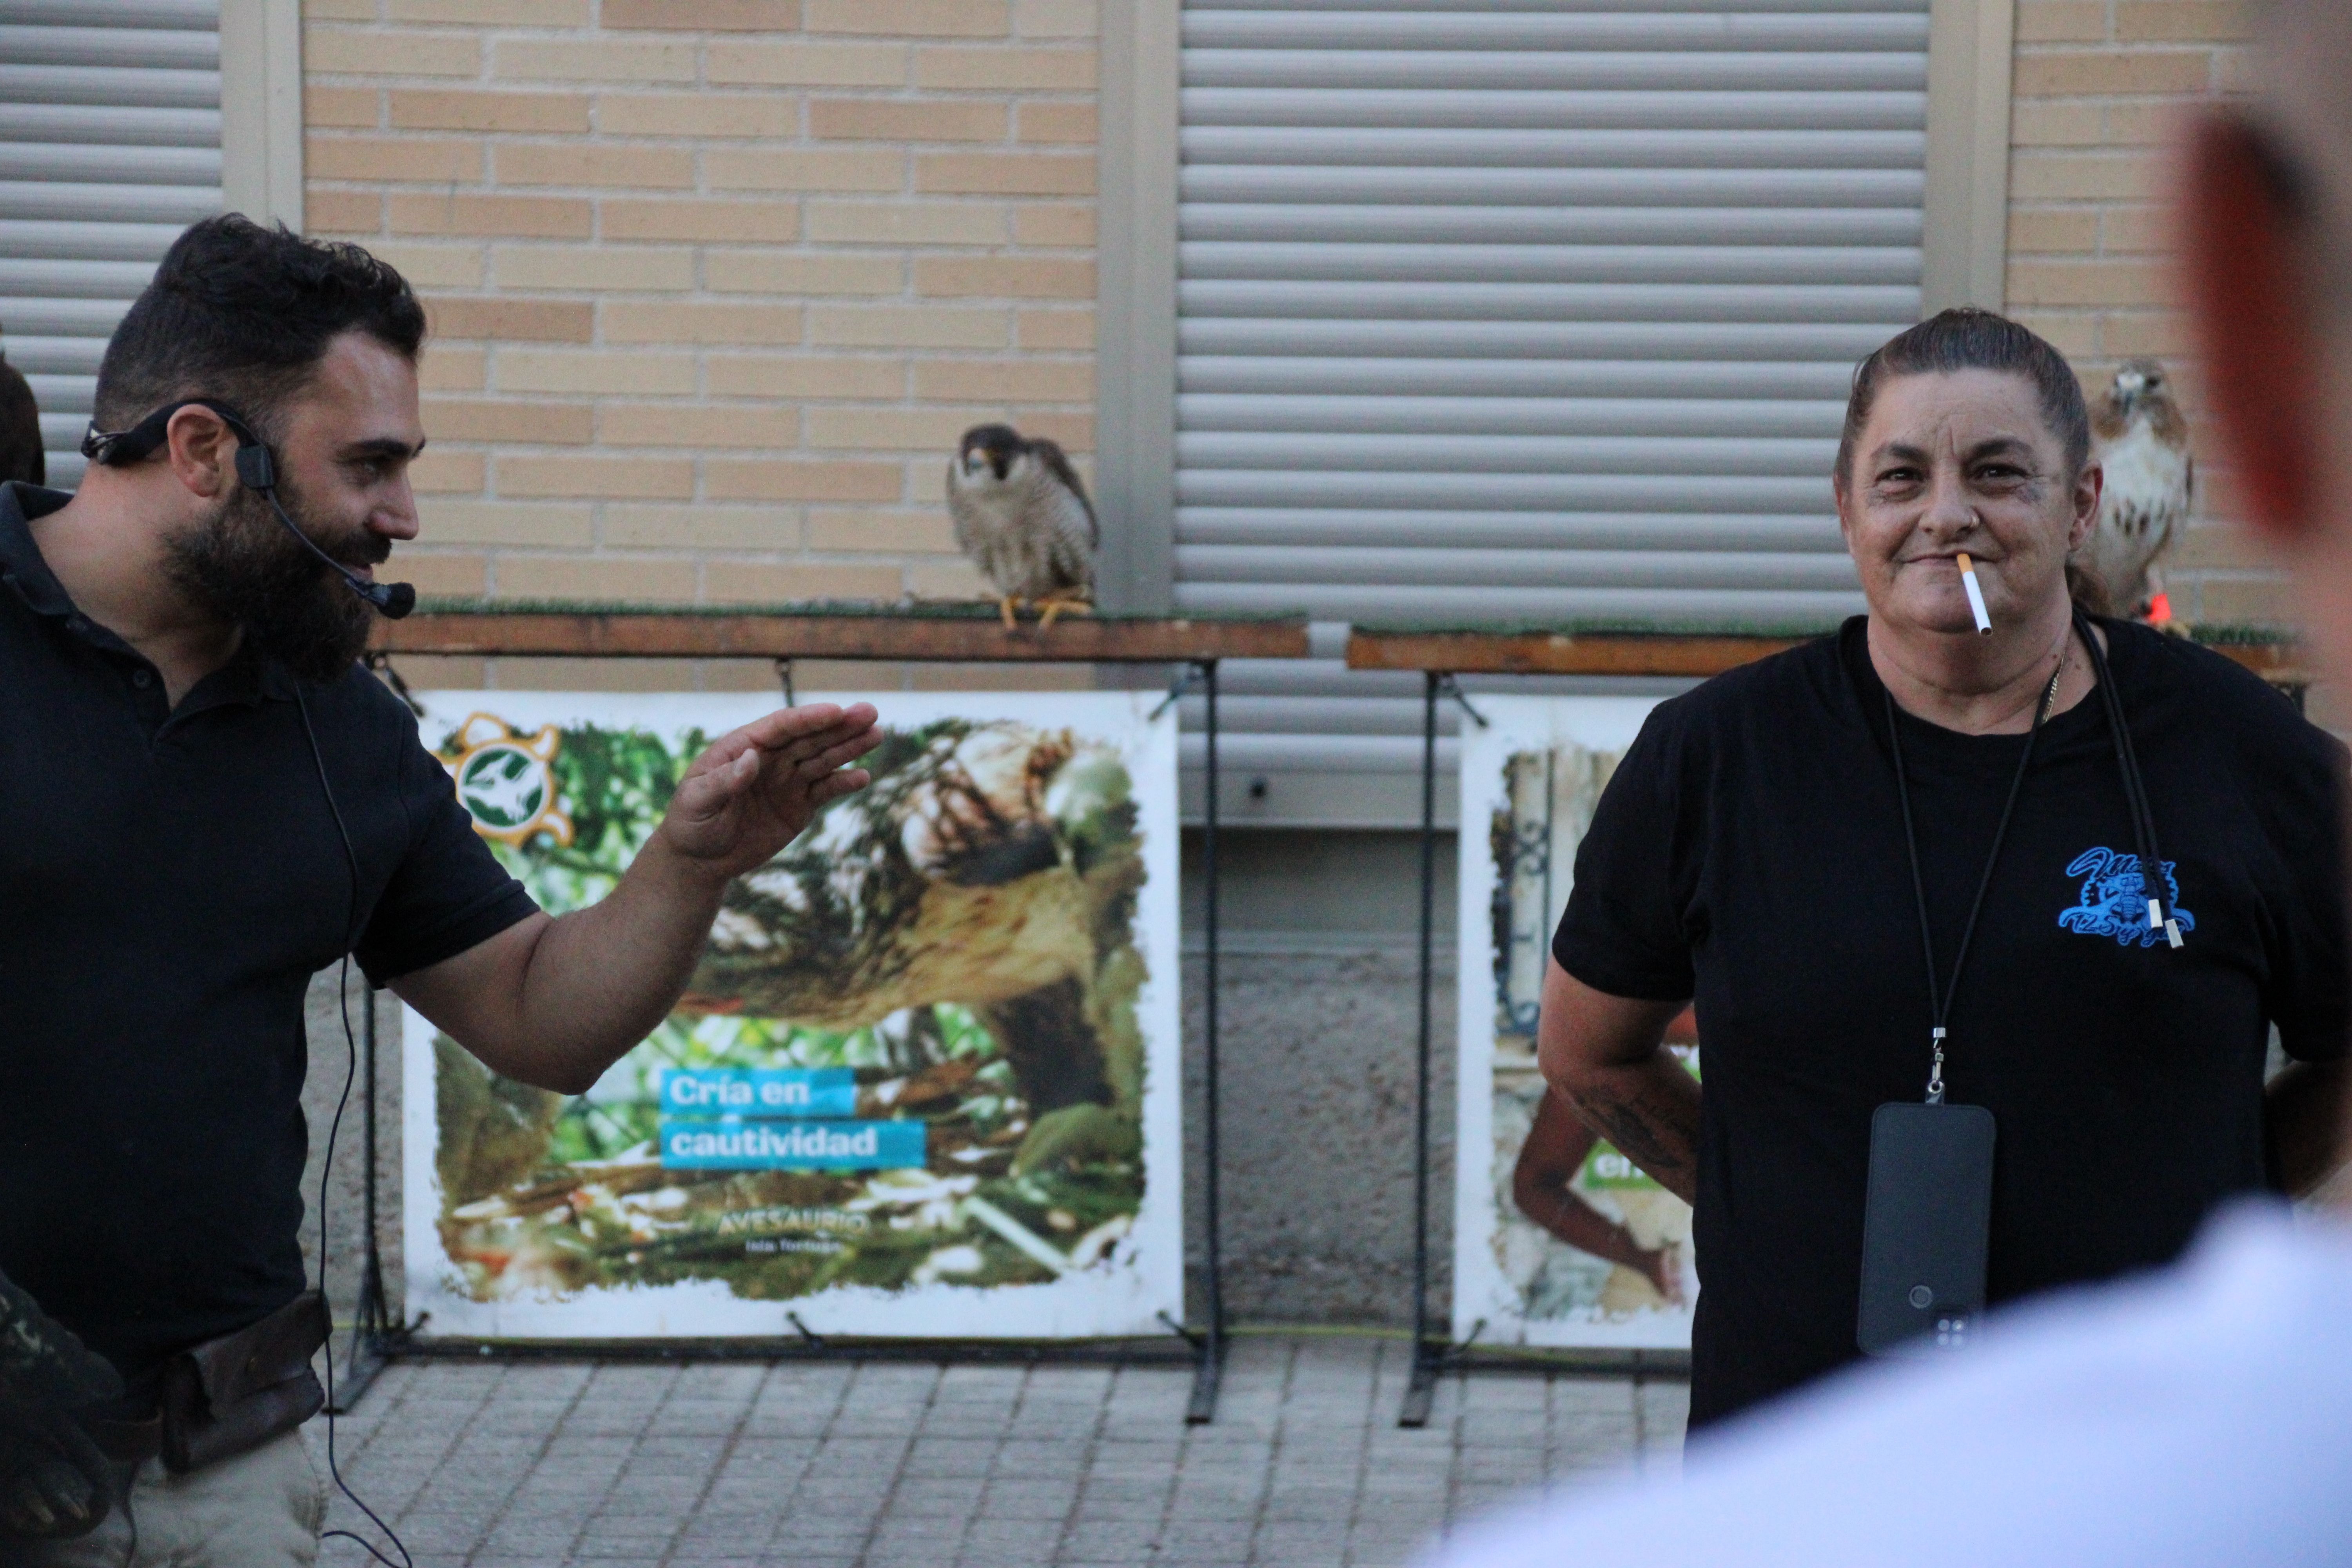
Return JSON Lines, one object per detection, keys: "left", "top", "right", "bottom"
{"left": 1835, "top": 307, "right": 2091, "bottom": 488}
{"left": 92, "top": 214, "right": 425, "bottom": 444}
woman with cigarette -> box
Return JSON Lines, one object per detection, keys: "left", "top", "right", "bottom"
{"left": 1536, "top": 309, "right": 2350, "bottom": 1431}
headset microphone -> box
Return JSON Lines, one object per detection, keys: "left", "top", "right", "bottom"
{"left": 80, "top": 397, "right": 416, "bottom": 620}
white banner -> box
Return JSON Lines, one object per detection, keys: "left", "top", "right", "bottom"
{"left": 1453, "top": 695, "right": 1695, "bottom": 1349}
{"left": 402, "top": 690, "right": 1183, "bottom": 1339}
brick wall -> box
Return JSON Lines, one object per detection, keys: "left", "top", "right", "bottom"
{"left": 301, "top": 0, "right": 1098, "bottom": 690}
{"left": 2005, "top": 0, "right": 2285, "bottom": 628}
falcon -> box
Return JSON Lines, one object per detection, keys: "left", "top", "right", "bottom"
{"left": 2076, "top": 359, "right": 2193, "bottom": 625}
{"left": 946, "top": 423, "right": 1097, "bottom": 630}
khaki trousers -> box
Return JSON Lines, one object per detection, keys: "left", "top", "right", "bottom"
{"left": 3, "top": 1428, "right": 325, "bottom": 1568}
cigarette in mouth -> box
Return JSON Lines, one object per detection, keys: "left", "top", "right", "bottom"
{"left": 1956, "top": 552, "right": 1993, "bottom": 635}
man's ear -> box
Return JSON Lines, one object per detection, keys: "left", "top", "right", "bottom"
{"left": 2069, "top": 461, "right": 2103, "bottom": 552}
{"left": 2178, "top": 112, "right": 2319, "bottom": 542}
{"left": 162, "top": 404, "right": 236, "bottom": 499}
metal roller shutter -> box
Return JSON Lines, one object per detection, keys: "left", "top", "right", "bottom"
{"left": 1175, "top": 2, "right": 1921, "bottom": 827}
{"left": 0, "top": 1, "right": 221, "bottom": 490}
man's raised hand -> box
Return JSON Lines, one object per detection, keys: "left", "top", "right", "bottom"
{"left": 656, "top": 702, "right": 884, "bottom": 880}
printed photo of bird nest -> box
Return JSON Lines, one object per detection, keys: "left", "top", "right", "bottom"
{"left": 421, "top": 703, "right": 1160, "bottom": 1316}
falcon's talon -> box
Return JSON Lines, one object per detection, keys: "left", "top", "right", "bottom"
{"left": 1036, "top": 597, "right": 1092, "bottom": 633}
{"left": 998, "top": 596, "right": 1020, "bottom": 631}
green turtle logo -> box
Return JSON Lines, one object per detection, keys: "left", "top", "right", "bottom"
{"left": 441, "top": 714, "right": 575, "bottom": 847}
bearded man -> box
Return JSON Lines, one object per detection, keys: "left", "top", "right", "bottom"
{"left": 0, "top": 216, "right": 882, "bottom": 1563}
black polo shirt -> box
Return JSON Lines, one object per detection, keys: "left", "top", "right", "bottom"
{"left": 0, "top": 483, "right": 536, "bottom": 1394}
{"left": 1554, "top": 616, "right": 2349, "bottom": 1430}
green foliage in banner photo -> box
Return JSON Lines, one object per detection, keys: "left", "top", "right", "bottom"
{"left": 426, "top": 711, "right": 1151, "bottom": 1305}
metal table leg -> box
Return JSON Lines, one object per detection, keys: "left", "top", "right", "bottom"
{"left": 1400, "top": 670, "right": 1443, "bottom": 1427}
{"left": 1187, "top": 658, "right": 1227, "bottom": 1423}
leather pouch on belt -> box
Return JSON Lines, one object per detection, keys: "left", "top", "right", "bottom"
{"left": 158, "top": 1292, "right": 328, "bottom": 1474}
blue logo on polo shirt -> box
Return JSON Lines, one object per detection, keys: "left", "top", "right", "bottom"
{"left": 2057, "top": 847, "right": 2196, "bottom": 947}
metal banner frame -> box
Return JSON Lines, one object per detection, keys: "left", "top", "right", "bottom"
{"left": 331, "top": 605, "right": 1311, "bottom": 1425}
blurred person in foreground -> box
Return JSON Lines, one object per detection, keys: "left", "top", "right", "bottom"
{"left": 1428, "top": 4, "right": 2352, "bottom": 1563}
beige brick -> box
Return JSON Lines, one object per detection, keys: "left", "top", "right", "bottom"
{"left": 805, "top": 0, "right": 1007, "bottom": 36}
{"left": 913, "top": 359, "right": 1092, "bottom": 401}
{"left": 912, "top": 661, "right": 1093, "bottom": 691}
{"left": 706, "top": 459, "right": 903, "bottom": 501}
{"left": 2005, "top": 310, "right": 2099, "bottom": 358}
{"left": 496, "top": 144, "right": 695, "bottom": 189}
{"left": 603, "top": 504, "right": 801, "bottom": 551}
{"left": 1017, "top": 103, "right": 1096, "bottom": 144}
{"left": 1014, "top": 0, "right": 1097, "bottom": 36}
{"left": 906, "top": 559, "right": 992, "bottom": 600}
{"left": 418, "top": 345, "right": 486, "bottom": 389}
{"left": 306, "top": 134, "right": 482, "bottom": 183}
{"left": 1013, "top": 410, "right": 1091, "bottom": 450}
{"left": 2011, "top": 101, "right": 2104, "bottom": 148}
{"left": 2012, "top": 51, "right": 2213, "bottom": 97}
{"left": 804, "top": 407, "right": 973, "bottom": 449}
{"left": 601, "top": 198, "right": 801, "bottom": 243}
{"left": 705, "top": 354, "right": 906, "bottom": 399}
{"left": 2172, "top": 520, "right": 2271, "bottom": 571}
{"left": 1016, "top": 306, "right": 1092, "bottom": 349}
{"left": 773, "top": 657, "right": 909, "bottom": 688}
{"left": 305, "top": 27, "right": 479, "bottom": 77}
{"left": 599, "top": 403, "right": 802, "bottom": 448}
{"left": 916, "top": 151, "right": 1094, "bottom": 195}
{"left": 2100, "top": 312, "right": 2195, "bottom": 358}
{"left": 808, "top": 508, "right": 957, "bottom": 552}
{"left": 2101, "top": 205, "right": 2173, "bottom": 254}
{"left": 806, "top": 200, "right": 1006, "bottom": 245}
{"left": 385, "top": 552, "right": 488, "bottom": 597}
{"left": 2009, "top": 152, "right": 2156, "bottom": 203}
{"left": 602, "top": 0, "right": 800, "bottom": 28}
{"left": 420, "top": 398, "right": 595, "bottom": 445}
{"left": 2014, "top": 0, "right": 2106, "bottom": 43}
{"left": 808, "top": 304, "right": 1008, "bottom": 348}
{"left": 410, "top": 450, "right": 485, "bottom": 492}
{"left": 701, "top": 660, "right": 804, "bottom": 692}
{"left": 707, "top": 41, "right": 909, "bottom": 87}
{"left": 494, "top": 39, "right": 698, "bottom": 84}
{"left": 494, "top": 556, "right": 698, "bottom": 601}
{"left": 2100, "top": 103, "right": 2173, "bottom": 147}
{"left": 305, "top": 86, "right": 380, "bottom": 128}
{"left": 388, "top": 0, "right": 586, "bottom": 20}
{"left": 1012, "top": 202, "right": 1094, "bottom": 247}
{"left": 495, "top": 349, "right": 698, "bottom": 395}
{"left": 2116, "top": 0, "right": 2252, "bottom": 42}
{"left": 595, "top": 93, "right": 798, "bottom": 138}
{"left": 485, "top": 655, "right": 714, "bottom": 687}
{"left": 913, "top": 46, "right": 1095, "bottom": 91}
{"left": 368, "top": 241, "right": 485, "bottom": 289}
{"left": 303, "top": 0, "right": 378, "bottom": 20}
{"left": 425, "top": 296, "right": 596, "bottom": 342}
{"left": 913, "top": 255, "right": 1093, "bottom": 298}
{"left": 602, "top": 300, "right": 806, "bottom": 343}
{"left": 419, "top": 499, "right": 595, "bottom": 545}
{"left": 2007, "top": 209, "right": 2099, "bottom": 253}
{"left": 499, "top": 455, "right": 697, "bottom": 499}
{"left": 2011, "top": 258, "right": 2172, "bottom": 307}
{"left": 2194, "top": 576, "right": 2295, "bottom": 626}
{"left": 495, "top": 244, "right": 699, "bottom": 293}
{"left": 704, "top": 251, "right": 906, "bottom": 295}
{"left": 390, "top": 192, "right": 593, "bottom": 239}
{"left": 809, "top": 98, "right": 1006, "bottom": 142}
{"left": 706, "top": 148, "right": 906, "bottom": 192}
{"left": 706, "top": 561, "right": 903, "bottom": 603}
{"left": 305, "top": 189, "right": 383, "bottom": 232}
{"left": 390, "top": 90, "right": 591, "bottom": 133}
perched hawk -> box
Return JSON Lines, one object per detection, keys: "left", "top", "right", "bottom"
{"left": 2076, "top": 359, "right": 2192, "bottom": 624}
{"left": 946, "top": 423, "right": 1097, "bottom": 630}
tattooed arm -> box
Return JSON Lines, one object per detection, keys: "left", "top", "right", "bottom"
{"left": 1535, "top": 958, "right": 1700, "bottom": 1207}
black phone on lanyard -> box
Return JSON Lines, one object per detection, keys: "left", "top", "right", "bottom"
{"left": 1857, "top": 1101, "right": 1997, "bottom": 1356}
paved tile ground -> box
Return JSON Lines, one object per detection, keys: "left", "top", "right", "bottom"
{"left": 315, "top": 1337, "right": 1687, "bottom": 1568}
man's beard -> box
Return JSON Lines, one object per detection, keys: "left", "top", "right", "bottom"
{"left": 161, "top": 482, "right": 382, "bottom": 684}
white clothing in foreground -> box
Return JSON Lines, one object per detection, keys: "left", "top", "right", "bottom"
{"left": 1428, "top": 1203, "right": 2352, "bottom": 1568}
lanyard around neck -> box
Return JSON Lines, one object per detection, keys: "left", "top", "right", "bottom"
{"left": 1882, "top": 639, "right": 2065, "bottom": 1104}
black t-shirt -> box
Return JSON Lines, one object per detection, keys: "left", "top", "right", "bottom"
{"left": 1553, "top": 616, "right": 2348, "bottom": 1430}
{"left": 0, "top": 484, "right": 537, "bottom": 1393}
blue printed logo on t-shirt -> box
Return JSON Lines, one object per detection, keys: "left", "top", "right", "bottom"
{"left": 2058, "top": 846, "right": 2196, "bottom": 947}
